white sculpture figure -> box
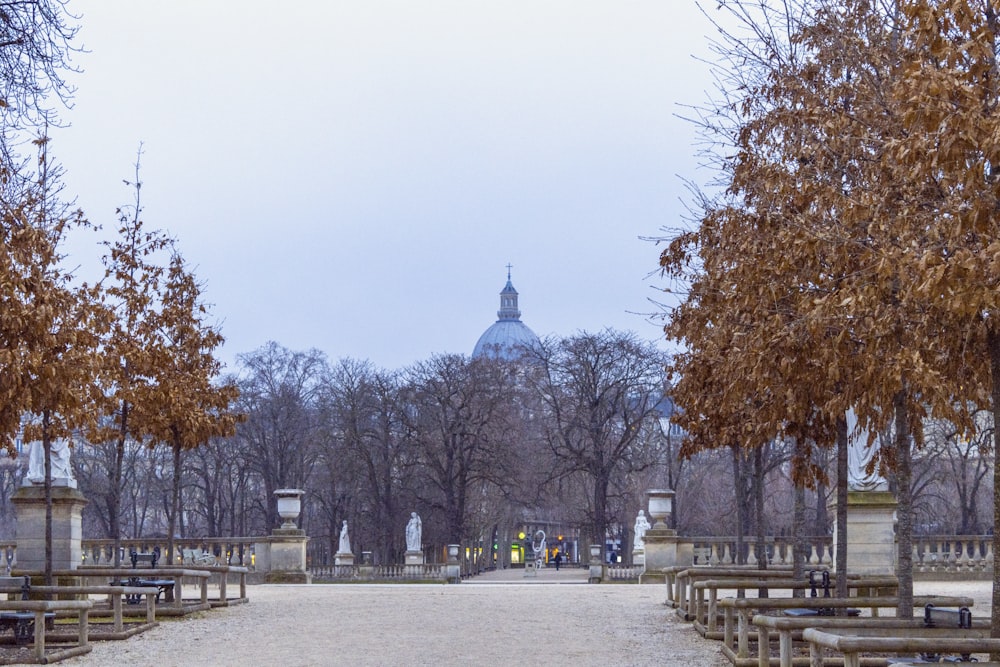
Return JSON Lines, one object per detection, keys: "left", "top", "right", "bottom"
{"left": 338, "top": 520, "right": 351, "bottom": 554}
{"left": 531, "top": 530, "right": 546, "bottom": 569}
{"left": 26, "top": 438, "right": 76, "bottom": 487}
{"left": 846, "top": 408, "right": 888, "bottom": 492}
{"left": 406, "top": 512, "right": 422, "bottom": 551}
{"left": 633, "top": 510, "right": 651, "bottom": 549}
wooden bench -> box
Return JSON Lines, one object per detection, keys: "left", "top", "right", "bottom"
{"left": 673, "top": 566, "right": 805, "bottom": 619}
{"left": 753, "top": 611, "right": 988, "bottom": 667}
{"left": 693, "top": 573, "right": 896, "bottom": 637}
{"left": 0, "top": 598, "right": 92, "bottom": 662}
{"left": 0, "top": 576, "right": 55, "bottom": 645}
{"left": 112, "top": 551, "right": 175, "bottom": 604}
{"left": 69, "top": 567, "right": 212, "bottom": 615}
{"left": 720, "top": 594, "right": 975, "bottom": 662}
{"left": 803, "top": 627, "right": 1000, "bottom": 667}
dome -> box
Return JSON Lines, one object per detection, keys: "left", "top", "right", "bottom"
{"left": 472, "top": 272, "right": 540, "bottom": 360}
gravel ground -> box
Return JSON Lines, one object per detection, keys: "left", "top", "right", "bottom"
{"left": 52, "top": 572, "right": 994, "bottom": 667}
{"left": 59, "top": 567, "right": 729, "bottom": 667}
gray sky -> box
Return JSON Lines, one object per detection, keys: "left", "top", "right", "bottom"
{"left": 51, "top": 1, "right": 719, "bottom": 371}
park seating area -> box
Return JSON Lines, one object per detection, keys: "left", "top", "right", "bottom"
{"left": 664, "top": 564, "right": 992, "bottom": 666}
{"left": 0, "top": 559, "right": 251, "bottom": 663}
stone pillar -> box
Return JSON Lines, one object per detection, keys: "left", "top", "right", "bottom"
{"left": 588, "top": 543, "right": 604, "bottom": 584}
{"left": 260, "top": 489, "right": 311, "bottom": 583}
{"left": 259, "top": 530, "right": 312, "bottom": 583}
{"left": 831, "top": 490, "right": 897, "bottom": 576}
{"left": 12, "top": 485, "right": 88, "bottom": 572}
{"left": 445, "top": 544, "right": 461, "bottom": 584}
{"left": 638, "top": 488, "right": 693, "bottom": 584}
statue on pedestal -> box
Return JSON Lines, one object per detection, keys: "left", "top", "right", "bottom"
{"left": 633, "top": 510, "right": 651, "bottom": 549}
{"left": 338, "top": 520, "right": 351, "bottom": 554}
{"left": 846, "top": 408, "right": 888, "bottom": 492}
{"left": 26, "top": 438, "right": 76, "bottom": 487}
{"left": 406, "top": 512, "right": 422, "bottom": 551}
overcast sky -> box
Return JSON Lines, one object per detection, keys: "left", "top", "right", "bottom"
{"left": 50, "top": 1, "right": 720, "bottom": 372}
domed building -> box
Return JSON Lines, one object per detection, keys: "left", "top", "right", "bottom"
{"left": 472, "top": 269, "right": 540, "bottom": 360}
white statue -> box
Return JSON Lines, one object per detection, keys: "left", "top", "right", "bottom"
{"left": 633, "top": 510, "right": 651, "bottom": 550}
{"left": 531, "top": 529, "right": 546, "bottom": 569}
{"left": 25, "top": 438, "right": 76, "bottom": 487}
{"left": 338, "top": 520, "right": 351, "bottom": 554}
{"left": 405, "top": 512, "right": 422, "bottom": 552}
{"left": 846, "top": 408, "right": 888, "bottom": 492}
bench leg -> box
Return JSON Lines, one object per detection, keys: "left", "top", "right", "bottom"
{"left": 32, "top": 611, "right": 44, "bottom": 662}
{"left": 708, "top": 590, "right": 718, "bottom": 633}
{"left": 757, "top": 625, "right": 770, "bottom": 667}
{"left": 779, "top": 630, "right": 793, "bottom": 667}
{"left": 738, "top": 610, "right": 750, "bottom": 658}
{"left": 13, "top": 618, "right": 31, "bottom": 645}
{"left": 113, "top": 593, "right": 123, "bottom": 632}
{"left": 809, "top": 643, "right": 824, "bottom": 667}
{"left": 723, "top": 607, "right": 734, "bottom": 649}
{"left": 79, "top": 609, "right": 89, "bottom": 647}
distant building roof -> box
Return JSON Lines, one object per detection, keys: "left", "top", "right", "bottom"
{"left": 472, "top": 270, "right": 540, "bottom": 360}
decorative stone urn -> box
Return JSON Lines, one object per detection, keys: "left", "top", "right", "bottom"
{"left": 274, "top": 489, "right": 304, "bottom": 529}
{"left": 647, "top": 489, "right": 675, "bottom": 529}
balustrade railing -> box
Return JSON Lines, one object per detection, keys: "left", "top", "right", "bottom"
{"left": 911, "top": 534, "right": 993, "bottom": 578}
{"left": 0, "top": 533, "right": 991, "bottom": 579}
{"left": 78, "top": 538, "right": 256, "bottom": 569}
{"left": 309, "top": 563, "right": 449, "bottom": 581}
{"left": 687, "top": 536, "right": 834, "bottom": 567}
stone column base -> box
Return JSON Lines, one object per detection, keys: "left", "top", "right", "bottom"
{"left": 256, "top": 530, "right": 312, "bottom": 584}
{"left": 831, "top": 490, "right": 897, "bottom": 576}
{"left": 404, "top": 551, "right": 424, "bottom": 565}
{"left": 12, "top": 485, "right": 88, "bottom": 572}
{"left": 640, "top": 527, "right": 691, "bottom": 585}
{"left": 335, "top": 553, "right": 354, "bottom": 566}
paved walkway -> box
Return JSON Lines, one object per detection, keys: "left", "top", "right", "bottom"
{"left": 62, "top": 567, "right": 729, "bottom": 667}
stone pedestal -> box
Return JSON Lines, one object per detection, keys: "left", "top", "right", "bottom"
{"left": 256, "top": 528, "right": 311, "bottom": 583}
{"left": 445, "top": 544, "right": 461, "bottom": 584}
{"left": 12, "top": 485, "right": 87, "bottom": 572}
{"left": 632, "top": 547, "right": 645, "bottom": 568}
{"left": 832, "top": 490, "right": 897, "bottom": 576}
{"left": 405, "top": 550, "right": 424, "bottom": 565}
{"left": 334, "top": 552, "right": 354, "bottom": 566}
{"left": 639, "top": 527, "right": 692, "bottom": 584}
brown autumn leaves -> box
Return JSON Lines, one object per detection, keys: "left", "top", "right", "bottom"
{"left": 662, "top": 1, "right": 1000, "bottom": 485}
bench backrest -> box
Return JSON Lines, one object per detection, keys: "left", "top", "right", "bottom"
{"left": 130, "top": 551, "right": 158, "bottom": 568}
{"left": 0, "top": 576, "right": 29, "bottom": 600}
{"left": 924, "top": 604, "right": 972, "bottom": 629}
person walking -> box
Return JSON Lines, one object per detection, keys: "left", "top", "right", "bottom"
{"left": 554, "top": 551, "right": 563, "bottom": 571}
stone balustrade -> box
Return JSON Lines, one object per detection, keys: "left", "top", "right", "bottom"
{"left": 0, "top": 533, "right": 990, "bottom": 581}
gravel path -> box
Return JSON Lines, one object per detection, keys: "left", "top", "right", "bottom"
{"left": 60, "top": 567, "right": 729, "bottom": 667}
{"left": 55, "top": 572, "right": 994, "bottom": 667}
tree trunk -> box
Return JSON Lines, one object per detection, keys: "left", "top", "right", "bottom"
{"left": 792, "top": 438, "right": 807, "bottom": 597}
{"left": 835, "top": 413, "right": 848, "bottom": 600}
{"left": 42, "top": 411, "right": 53, "bottom": 588}
{"left": 111, "top": 400, "right": 129, "bottom": 566}
{"left": 167, "top": 435, "right": 182, "bottom": 565}
{"left": 894, "top": 389, "right": 914, "bottom": 619}
{"left": 986, "top": 326, "right": 1000, "bottom": 639}
{"left": 732, "top": 444, "right": 745, "bottom": 565}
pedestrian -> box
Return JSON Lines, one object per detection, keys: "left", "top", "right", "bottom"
{"left": 554, "top": 551, "right": 562, "bottom": 571}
